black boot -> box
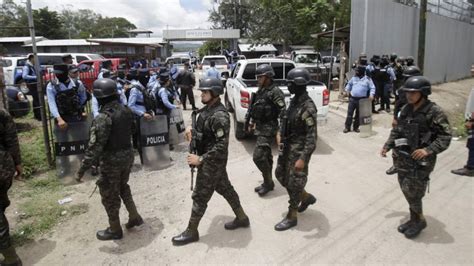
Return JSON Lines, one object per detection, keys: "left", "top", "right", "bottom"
{"left": 124, "top": 200, "right": 144, "bottom": 229}
{"left": 224, "top": 207, "right": 250, "bottom": 230}
{"left": 172, "top": 217, "right": 200, "bottom": 246}
{"left": 386, "top": 165, "right": 398, "bottom": 175}
{"left": 404, "top": 212, "right": 427, "bottom": 239}
{"left": 254, "top": 184, "right": 264, "bottom": 192}
{"left": 298, "top": 191, "right": 317, "bottom": 213}
{"left": 125, "top": 216, "right": 144, "bottom": 229}
{"left": 275, "top": 208, "right": 297, "bottom": 231}
{"left": 397, "top": 209, "right": 415, "bottom": 233}
{"left": 96, "top": 220, "right": 123, "bottom": 241}
{"left": 0, "top": 246, "right": 22, "bottom": 266}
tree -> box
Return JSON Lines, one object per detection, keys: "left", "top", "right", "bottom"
{"left": 198, "top": 40, "right": 224, "bottom": 58}
{"left": 208, "top": 0, "right": 254, "bottom": 37}
{"left": 33, "top": 7, "right": 67, "bottom": 39}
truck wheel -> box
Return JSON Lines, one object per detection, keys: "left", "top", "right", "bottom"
{"left": 224, "top": 92, "right": 234, "bottom": 113}
{"left": 233, "top": 112, "right": 247, "bottom": 140}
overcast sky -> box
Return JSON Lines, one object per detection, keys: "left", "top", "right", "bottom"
{"left": 15, "top": 0, "right": 217, "bottom": 37}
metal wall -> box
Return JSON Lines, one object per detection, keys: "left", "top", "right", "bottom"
{"left": 350, "top": 0, "right": 474, "bottom": 83}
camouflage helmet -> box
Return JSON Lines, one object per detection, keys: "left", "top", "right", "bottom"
{"left": 402, "top": 76, "right": 431, "bottom": 96}
{"left": 255, "top": 64, "right": 275, "bottom": 78}
{"left": 287, "top": 68, "right": 311, "bottom": 86}
{"left": 93, "top": 78, "right": 118, "bottom": 99}
{"left": 402, "top": 66, "right": 422, "bottom": 78}
{"left": 198, "top": 77, "right": 223, "bottom": 96}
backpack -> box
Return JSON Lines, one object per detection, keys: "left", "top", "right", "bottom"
{"left": 134, "top": 83, "right": 156, "bottom": 112}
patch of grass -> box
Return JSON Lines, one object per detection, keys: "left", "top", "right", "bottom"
{"left": 11, "top": 175, "right": 89, "bottom": 246}
{"left": 16, "top": 118, "right": 50, "bottom": 179}
{"left": 452, "top": 113, "right": 468, "bottom": 139}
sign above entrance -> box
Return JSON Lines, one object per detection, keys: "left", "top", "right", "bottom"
{"left": 186, "top": 30, "right": 213, "bottom": 39}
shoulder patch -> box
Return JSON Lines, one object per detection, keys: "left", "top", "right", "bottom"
{"left": 305, "top": 117, "right": 315, "bottom": 127}
{"left": 216, "top": 128, "right": 225, "bottom": 138}
{"left": 277, "top": 100, "right": 285, "bottom": 107}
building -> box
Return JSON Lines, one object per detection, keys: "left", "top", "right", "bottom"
{"left": 0, "top": 36, "right": 46, "bottom": 55}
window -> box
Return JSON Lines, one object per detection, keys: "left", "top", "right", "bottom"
{"left": 271, "top": 63, "right": 284, "bottom": 79}
{"left": 17, "top": 59, "right": 27, "bottom": 67}
{"left": 60, "top": 47, "right": 67, "bottom": 53}
{"left": 0, "top": 59, "right": 12, "bottom": 67}
{"left": 76, "top": 56, "right": 88, "bottom": 63}
{"left": 294, "top": 53, "right": 320, "bottom": 64}
{"left": 242, "top": 63, "right": 256, "bottom": 80}
{"left": 284, "top": 63, "right": 295, "bottom": 78}
{"left": 38, "top": 56, "right": 63, "bottom": 66}
{"left": 202, "top": 57, "right": 228, "bottom": 66}
{"left": 231, "top": 63, "right": 241, "bottom": 78}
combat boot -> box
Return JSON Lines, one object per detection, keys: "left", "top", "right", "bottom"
{"left": 0, "top": 246, "right": 22, "bottom": 266}
{"left": 386, "top": 165, "right": 398, "bottom": 175}
{"left": 224, "top": 207, "right": 250, "bottom": 230}
{"left": 257, "top": 182, "right": 274, "bottom": 196}
{"left": 172, "top": 217, "right": 200, "bottom": 246}
{"left": 397, "top": 209, "right": 415, "bottom": 233}
{"left": 125, "top": 203, "right": 144, "bottom": 229}
{"left": 254, "top": 184, "right": 264, "bottom": 192}
{"left": 96, "top": 220, "right": 123, "bottom": 241}
{"left": 298, "top": 191, "right": 317, "bottom": 213}
{"left": 404, "top": 213, "right": 427, "bottom": 239}
{"left": 275, "top": 208, "right": 298, "bottom": 231}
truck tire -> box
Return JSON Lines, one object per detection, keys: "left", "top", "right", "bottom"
{"left": 233, "top": 112, "right": 247, "bottom": 140}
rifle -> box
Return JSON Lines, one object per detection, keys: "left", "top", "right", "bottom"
{"left": 278, "top": 112, "right": 289, "bottom": 156}
{"left": 244, "top": 92, "right": 257, "bottom": 132}
{"left": 394, "top": 123, "right": 429, "bottom": 178}
{"left": 189, "top": 111, "right": 198, "bottom": 191}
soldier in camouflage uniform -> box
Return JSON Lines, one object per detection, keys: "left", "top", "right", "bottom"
{"left": 247, "top": 64, "right": 286, "bottom": 196}
{"left": 0, "top": 109, "right": 22, "bottom": 266}
{"left": 172, "top": 77, "right": 249, "bottom": 246}
{"left": 77, "top": 79, "right": 143, "bottom": 241}
{"left": 381, "top": 76, "right": 451, "bottom": 239}
{"left": 274, "top": 68, "right": 318, "bottom": 231}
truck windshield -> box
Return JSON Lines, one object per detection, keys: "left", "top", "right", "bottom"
{"left": 294, "top": 53, "right": 320, "bottom": 64}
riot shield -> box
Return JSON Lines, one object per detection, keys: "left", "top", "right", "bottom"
{"left": 54, "top": 116, "right": 91, "bottom": 181}
{"left": 140, "top": 115, "right": 171, "bottom": 171}
{"left": 465, "top": 88, "right": 474, "bottom": 120}
{"left": 358, "top": 98, "right": 373, "bottom": 138}
{"left": 168, "top": 108, "right": 186, "bottom": 145}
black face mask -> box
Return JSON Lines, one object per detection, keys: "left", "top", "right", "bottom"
{"left": 56, "top": 73, "right": 69, "bottom": 83}
{"left": 288, "top": 83, "right": 305, "bottom": 95}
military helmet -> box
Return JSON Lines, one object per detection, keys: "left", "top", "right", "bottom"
{"left": 255, "top": 64, "right": 275, "bottom": 78}
{"left": 402, "top": 66, "right": 422, "bottom": 78}
{"left": 390, "top": 53, "right": 398, "bottom": 61}
{"left": 406, "top": 56, "right": 415, "bottom": 65}
{"left": 53, "top": 64, "right": 69, "bottom": 74}
{"left": 101, "top": 69, "right": 111, "bottom": 78}
{"left": 198, "top": 77, "right": 223, "bottom": 96}
{"left": 93, "top": 78, "right": 118, "bottom": 99}
{"left": 287, "top": 68, "right": 311, "bottom": 86}
{"left": 402, "top": 76, "right": 431, "bottom": 96}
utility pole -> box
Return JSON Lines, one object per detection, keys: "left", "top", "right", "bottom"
{"left": 418, "top": 0, "right": 427, "bottom": 72}
{"left": 26, "top": 0, "right": 53, "bottom": 167}
{"left": 327, "top": 18, "right": 336, "bottom": 90}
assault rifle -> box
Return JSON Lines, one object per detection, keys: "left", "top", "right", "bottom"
{"left": 189, "top": 110, "right": 198, "bottom": 191}
{"left": 244, "top": 92, "right": 256, "bottom": 132}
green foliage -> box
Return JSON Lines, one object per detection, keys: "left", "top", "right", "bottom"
{"left": 11, "top": 175, "right": 89, "bottom": 246}
{"left": 198, "top": 40, "right": 225, "bottom": 58}
{"left": 0, "top": 1, "right": 137, "bottom": 39}
{"left": 453, "top": 113, "right": 468, "bottom": 138}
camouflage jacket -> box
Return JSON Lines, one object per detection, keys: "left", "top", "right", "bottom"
{"left": 0, "top": 109, "right": 21, "bottom": 179}
{"left": 384, "top": 100, "right": 451, "bottom": 170}
{"left": 250, "top": 83, "right": 286, "bottom": 136}
{"left": 281, "top": 92, "right": 318, "bottom": 163}
{"left": 79, "top": 102, "right": 134, "bottom": 174}
{"left": 195, "top": 99, "right": 230, "bottom": 165}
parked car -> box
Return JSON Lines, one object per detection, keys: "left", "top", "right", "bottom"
{"left": 200, "top": 55, "right": 230, "bottom": 76}
{"left": 260, "top": 54, "right": 276, "bottom": 58}
{"left": 224, "top": 58, "right": 329, "bottom": 139}
{"left": 322, "top": 55, "right": 340, "bottom": 78}
{"left": 165, "top": 56, "right": 193, "bottom": 72}
{"left": 6, "top": 86, "right": 30, "bottom": 118}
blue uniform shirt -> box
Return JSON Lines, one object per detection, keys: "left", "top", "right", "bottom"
{"left": 91, "top": 83, "right": 127, "bottom": 118}
{"left": 206, "top": 67, "right": 220, "bottom": 79}
{"left": 46, "top": 79, "right": 87, "bottom": 119}
{"left": 127, "top": 82, "right": 148, "bottom": 116}
{"left": 156, "top": 86, "right": 178, "bottom": 114}
{"left": 345, "top": 76, "right": 376, "bottom": 98}
{"left": 22, "top": 62, "right": 37, "bottom": 82}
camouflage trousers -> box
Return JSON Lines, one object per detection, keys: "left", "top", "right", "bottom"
{"left": 0, "top": 178, "right": 13, "bottom": 250}
{"left": 253, "top": 135, "right": 274, "bottom": 184}
{"left": 397, "top": 171, "right": 429, "bottom": 216}
{"left": 275, "top": 150, "right": 309, "bottom": 210}
{"left": 191, "top": 160, "right": 242, "bottom": 219}
{"left": 97, "top": 152, "right": 138, "bottom": 224}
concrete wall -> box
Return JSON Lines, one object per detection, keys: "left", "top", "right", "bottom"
{"left": 350, "top": 0, "right": 474, "bottom": 83}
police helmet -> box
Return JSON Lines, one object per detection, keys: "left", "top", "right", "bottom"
{"left": 101, "top": 69, "right": 111, "bottom": 78}
{"left": 355, "top": 65, "right": 367, "bottom": 76}
{"left": 287, "top": 68, "right": 311, "bottom": 86}
{"left": 402, "top": 66, "right": 422, "bottom": 78}
{"left": 406, "top": 56, "right": 415, "bottom": 66}
{"left": 402, "top": 76, "right": 431, "bottom": 96}
{"left": 93, "top": 78, "right": 118, "bottom": 99}
{"left": 255, "top": 64, "right": 275, "bottom": 78}
{"left": 359, "top": 57, "right": 368, "bottom": 66}
{"left": 53, "top": 64, "right": 69, "bottom": 74}
{"left": 390, "top": 53, "right": 398, "bottom": 61}
{"left": 159, "top": 72, "right": 170, "bottom": 83}
{"left": 102, "top": 60, "right": 112, "bottom": 68}
{"left": 198, "top": 77, "right": 223, "bottom": 96}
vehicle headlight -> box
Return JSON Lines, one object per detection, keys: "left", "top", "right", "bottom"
{"left": 17, "top": 92, "right": 26, "bottom": 101}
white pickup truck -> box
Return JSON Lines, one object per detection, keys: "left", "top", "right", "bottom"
{"left": 224, "top": 58, "right": 329, "bottom": 139}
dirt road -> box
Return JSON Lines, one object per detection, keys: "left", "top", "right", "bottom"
{"left": 17, "top": 78, "right": 473, "bottom": 265}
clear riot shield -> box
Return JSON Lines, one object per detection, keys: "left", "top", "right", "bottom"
{"left": 54, "top": 117, "right": 91, "bottom": 181}
{"left": 465, "top": 88, "right": 474, "bottom": 121}
{"left": 140, "top": 115, "right": 171, "bottom": 171}
{"left": 359, "top": 98, "right": 373, "bottom": 138}
{"left": 168, "top": 108, "right": 186, "bottom": 145}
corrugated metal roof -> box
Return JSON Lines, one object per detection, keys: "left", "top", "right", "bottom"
{"left": 0, "top": 36, "right": 45, "bottom": 43}
{"left": 87, "top": 37, "right": 164, "bottom": 47}
{"left": 23, "top": 39, "right": 99, "bottom": 47}
{"left": 238, "top": 44, "right": 277, "bottom": 52}
{"left": 163, "top": 29, "right": 240, "bottom": 40}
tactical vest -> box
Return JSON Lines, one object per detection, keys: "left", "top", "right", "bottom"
{"left": 250, "top": 86, "right": 279, "bottom": 122}
{"left": 195, "top": 104, "right": 227, "bottom": 155}
{"left": 374, "top": 67, "right": 391, "bottom": 84}
{"left": 286, "top": 94, "right": 318, "bottom": 138}
{"left": 397, "top": 101, "right": 435, "bottom": 150}
{"left": 102, "top": 104, "right": 133, "bottom": 151}
{"left": 134, "top": 84, "right": 156, "bottom": 112}
{"left": 156, "top": 86, "right": 175, "bottom": 113}
{"left": 54, "top": 81, "right": 81, "bottom": 117}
